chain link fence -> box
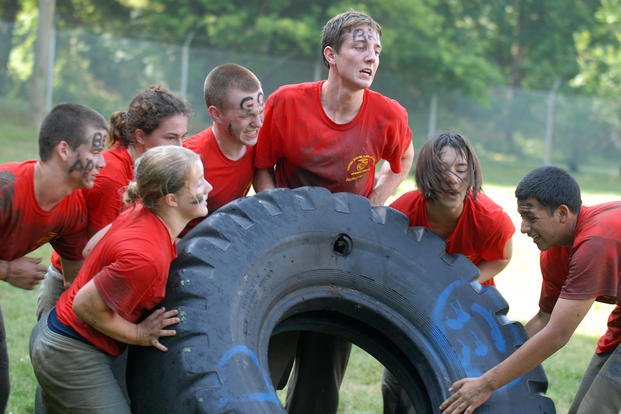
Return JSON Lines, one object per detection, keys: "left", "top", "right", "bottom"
{"left": 2, "top": 21, "right": 621, "bottom": 187}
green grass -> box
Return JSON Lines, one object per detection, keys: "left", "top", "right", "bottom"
{"left": 0, "top": 102, "right": 615, "bottom": 413}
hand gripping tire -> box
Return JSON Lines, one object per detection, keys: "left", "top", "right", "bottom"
{"left": 127, "top": 187, "right": 555, "bottom": 414}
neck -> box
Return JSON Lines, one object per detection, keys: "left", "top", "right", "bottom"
{"left": 127, "top": 144, "right": 146, "bottom": 161}
{"left": 151, "top": 206, "right": 186, "bottom": 243}
{"left": 212, "top": 124, "right": 246, "bottom": 161}
{"left": 425, "top": 199, "right": 463, "bottom": 238}
{"left": 34, "top": 161, "right": 77, "bottom": 211}
{"left": 321, "top": 78, "right": 364, "bottom": 124}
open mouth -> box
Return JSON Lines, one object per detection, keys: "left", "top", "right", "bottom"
{"left": 360, "top": 68, "right": 373, "bottom": 77}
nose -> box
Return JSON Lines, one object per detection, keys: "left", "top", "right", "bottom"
{"left": 97, "top": 153, "right": 106, "bottom": 170}
{"left": 364, "top": 46, "right": 378, "bottom": 63}
{"left": 251, "top": 113, "right": 263, "bottom": 128}
{"left": 204, "top": 178, "right": 213, "bottom": 195}
{"left": 520, "top": 220, "right": 530, "bottom": 234}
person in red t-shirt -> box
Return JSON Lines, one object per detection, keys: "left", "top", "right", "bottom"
{"left": 0, "top": 102, "right": 107, "bottom": 412}
{"left": 182, "top": 63, "right": 263, "bottom": 234}
{"left": 30, "top": 145, "right": 212, "bottom": 413}
{"left": 256, "top": 10, "right": 415, "bottom": 414}
{"left": 38, "top": 85, "right": 191, "bottom": 320}
{"left": 383, "top": 132, "right": 514, "bottom": 414}
{"left": 441, "top": 166, "right": 621, "bottom": 414}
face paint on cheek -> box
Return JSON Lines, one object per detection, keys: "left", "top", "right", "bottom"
{"left": 190, "top": 193, "right": 205, "bottom": 205}
{"left": 68, "top": 156, "right": 95, "bottom": 180}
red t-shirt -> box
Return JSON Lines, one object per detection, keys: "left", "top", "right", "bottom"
{"left": 50, "top": 144, "right": 134, "bottom": 270}
{"left": 390, "top": 190, "right": 515, "bottom": 286}
{"left": 539, "top": 202, "right": 621, "bottom": 354}
{"left": 183, "top": 127, "right": 254, "bottom": 212}
{"left": 255, "top": 81, "right": 412, "bottom": 196}
{"left": 56, "top": 204, "right": 177, "bottom": 356}
{"left": 0, "top": 160, "right": 88, "bottom": 261}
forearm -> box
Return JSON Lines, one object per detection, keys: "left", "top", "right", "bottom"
{"left": 524, "top": 310, "right": 551, "bottom": 337}
{"left": 369, "top": 142, "right": 414, "bottom": 206}
{"left": 481, "top": 327, "right": 567, "bottom": 391}
{"left": 73, "top": 280, "right": 141, "bottom": 345}
{"left": 369, "top": 163, "right": 409, "bottom": 206}
{"left": 476, "top": 259, "right": 510, "bottom": 284}
{"left": 74, "top": 295, "right": 140, "bottom": 345}
{"left": 253, "top": 168, "right": 275, "bottom": 192}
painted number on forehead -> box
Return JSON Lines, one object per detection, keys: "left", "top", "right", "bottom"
{"left": 239, "top": 91, "right": 265, "bottom": 110}
{"left": 92, "top": 131, "right": 105, "bottom": 151}
{"left": 352, "top": 28, "right": 378, "bottom": 42}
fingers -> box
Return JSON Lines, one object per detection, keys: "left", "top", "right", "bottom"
{"left": 150, "top": 338, "right": 168, "bottom": 352}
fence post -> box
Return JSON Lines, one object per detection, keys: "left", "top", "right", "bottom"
{"left": 544, "top": 79, "right": 561, "bottom": 166}
{"left": 180, "top": 29, "right": 196, "bottom": 101}
{"left": 31, "top": 0, "right": 55, "bottom": 127}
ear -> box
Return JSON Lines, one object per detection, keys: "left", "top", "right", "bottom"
{"left": 207, "top": 105, "right": 222, "bottom": 123}
{"left": 555, "top": 204, "right": 572, "bottom": 224}
{"left": 323, "top": 46, "right": 336, "bottom": 66}
{"left": 56, "top": 140, "right": 72, "bottom": 161}
{"left": 134, "top": 129, "right": 146, "bottom": 145}
{"left": 164, "top": 193, "right": 178, "bottom": 208}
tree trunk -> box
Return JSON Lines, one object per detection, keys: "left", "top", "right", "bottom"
{"left": 0, "top": 0, "right": 20, "bottom": 95}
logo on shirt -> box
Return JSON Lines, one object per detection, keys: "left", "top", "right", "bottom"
{"left": 345, "top": 155, "right": 375, "bottom": 182}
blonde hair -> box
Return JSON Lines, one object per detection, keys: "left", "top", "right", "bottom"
{"left": 125, "top": 146, "right": 200, "bottom": 209}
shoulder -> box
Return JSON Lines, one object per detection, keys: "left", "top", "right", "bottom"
{"left": 366, "top": 89, "right": 407, "bottom": 115}
{"left": 390, "top": 190, "right": 423, "bottom": 213}
{"left": 466, "top": 192, "right": 514, "bottom": 230}
{"left": 574, "top": 202, "right": 621, "bottom": 242}
{"left": 183, "top": 128, "right": 213, "bottom": 150}
{"left": 270, "top": 82, "right": 319, "bottom": 102}
{"left": 1, "top": 160, "right": 34, "bottom": 180}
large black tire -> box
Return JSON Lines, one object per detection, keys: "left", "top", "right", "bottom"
{"left": 127, "top": 187, "right": 555, "bottom": 414}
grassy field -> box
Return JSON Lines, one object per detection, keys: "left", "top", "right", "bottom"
{"left": 0, "top": 102, "right": 619, "bottom": 413}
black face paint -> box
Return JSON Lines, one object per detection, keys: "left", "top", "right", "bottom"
{"left": 190, "top": 193, "right": 205, "bottom": 205}
{"left": 240, "top": 96, "right": 253, "bottom": 110}
{"left": 92, "top": 131, "right": 105, "bottom": 152}
{"left": 352, "top": 28, "right": 378, "bottom": 42}
{"left": 257, "top": 92, "right": 265, "bottom": 106}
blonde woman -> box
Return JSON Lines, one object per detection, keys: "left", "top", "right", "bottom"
{"left": 30, "top": 146, "right": 212, "bottom": 413}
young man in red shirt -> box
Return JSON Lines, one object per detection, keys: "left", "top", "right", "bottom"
{"left": 255, "top": 10, "right": 414, "bottom": 414}
{"left": 441, "top": 166, "right": 621, "bottom": 414}
{"left": 0, "top": 102, "right": 107, "bottom": 411}
{"left": 38, "top": 85, "right": 190, "bottom": 320}
{"left": 183, "top": 63, "right": 263, "bottom": 224}
{"left": 384, "top": 132, "right": 514, "bottom": 413}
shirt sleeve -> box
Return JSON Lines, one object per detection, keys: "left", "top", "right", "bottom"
{"left": 255, "top": 93, "right": 283, "bottom": 169}
{"left": 93, "top": 251, "right": 161, "bottom": 321}
{"left": 382, "top": 105, "right": 413, "bottom": 174}
{"left": 85, "top": 175, "right": 126, "bottom": 232}
{"left": 481, "top": 209, "right": 515, "bottom": 261}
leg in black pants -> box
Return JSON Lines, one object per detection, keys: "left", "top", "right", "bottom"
{"left": 0, "top": 305, "right": 10, "bottom": 413}
{"left": 285, "top": 332, "right": 351, "bottom": 414}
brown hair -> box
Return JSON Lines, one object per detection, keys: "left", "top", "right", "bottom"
{"left": 39, "top": 103, "right": 107, "bottom": 161}
{"left": 415, "top": 131, "right": 483, "bottom": 200}
{"left": 124, "top": 145, "right": 200, "bottom": 209}
{"left": 203, "top": 63, "right": 261, "bottom": 109}
{"left": 109, "top": 85, "right": 191, "bottom": 147}
{"left": 321, "top": 10, "right": 382, "bottom": 69}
